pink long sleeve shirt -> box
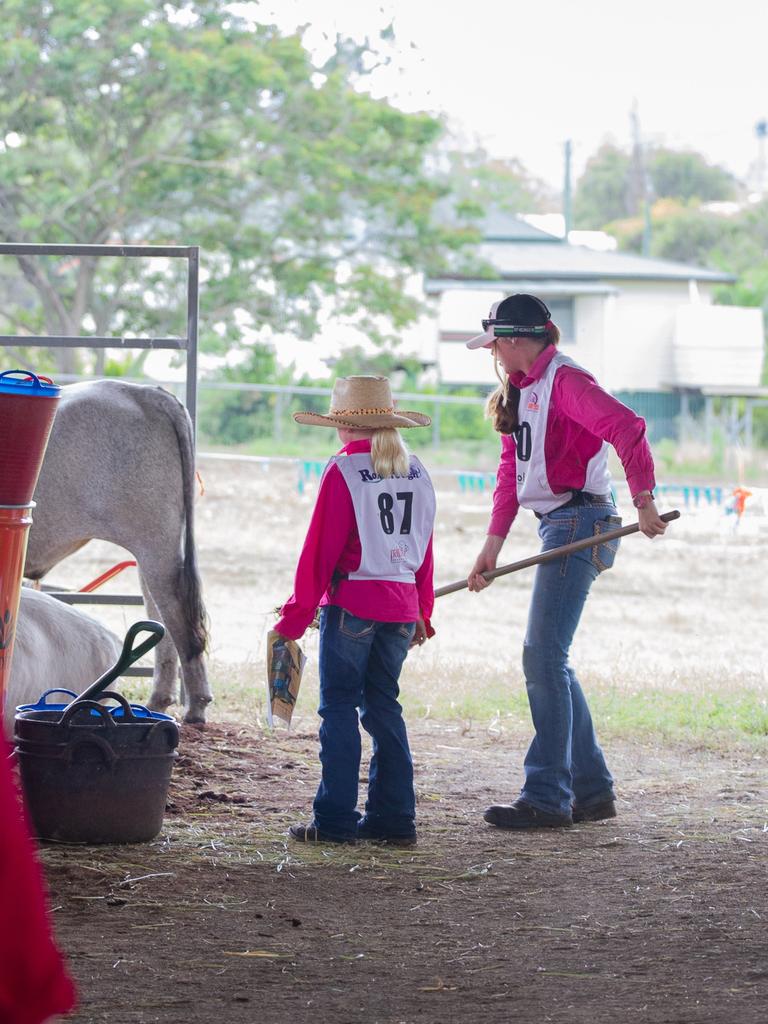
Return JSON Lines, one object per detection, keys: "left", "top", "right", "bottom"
{"left": 489, "top": 346, "right": 657, "bottom": 538}
{"left": 276, "top": 439, "right": 435, "bottom": 641}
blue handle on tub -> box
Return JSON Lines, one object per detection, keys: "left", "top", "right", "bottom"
{"left": 0, "top": 370, "right": 60, "bottom": 396}
{"left": 25, "top": 689, "right": 79, "bottom": 709}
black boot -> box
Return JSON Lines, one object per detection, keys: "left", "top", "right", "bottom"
{"left": 572, "top": 799, "right": 617, "bottom": 823}
{"left": 483, "top": 799, "right": 572, "bottom": 830}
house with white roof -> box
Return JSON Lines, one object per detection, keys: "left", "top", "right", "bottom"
{"left": 426, "top": 215, "right": 764, "bottom": 437}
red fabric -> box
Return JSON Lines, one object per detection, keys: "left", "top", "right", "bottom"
{"left": 732, "top": 487, "right": 752, "bottom": 516}
{"left": 0, "top": 742, "right": 76, "bottom": 1024}
{"left": 489, "top": 347, "right": 657, "bottom": 537}
{"left": 276, "top": 439, "right": 435, "bottom": 640}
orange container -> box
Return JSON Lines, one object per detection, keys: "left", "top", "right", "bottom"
{"left": 0, "top": 504, "right": 34, "bottom": 717}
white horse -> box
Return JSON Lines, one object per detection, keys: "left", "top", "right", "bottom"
{"left": 24, "top": 380, "right": 211, "bottom": 723}
{"left": 4, "top": 588, "right": 122, "bottom": 737}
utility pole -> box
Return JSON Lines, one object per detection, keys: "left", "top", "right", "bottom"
{"left": 629, "top": 102, "right": 652, "bottom": 255}
{"left": 563, "top": 139, "right": 573, "bottom": 239}
{"left": 642, "top": 187, "right": 653, "bottom": 257}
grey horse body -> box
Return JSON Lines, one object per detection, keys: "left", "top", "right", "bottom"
{"left": 5, "top": 588, "right": 122, "bottom": 736}
{"left": 24, "top": 380, "right": 211, "bottom": 723}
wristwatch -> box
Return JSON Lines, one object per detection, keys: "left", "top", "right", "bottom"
{"left": 632, "top": 491, "right": 655, "bottom": 510}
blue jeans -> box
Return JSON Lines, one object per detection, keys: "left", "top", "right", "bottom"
{"left": 519, "top": 500, "right": 621, "bottom": 817}
{"left": 313, "top": 605, "right": 416, "bottom": 840}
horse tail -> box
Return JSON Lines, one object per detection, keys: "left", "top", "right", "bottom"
{"left": 158, "top": 388, "right": 209, "bottom": 658}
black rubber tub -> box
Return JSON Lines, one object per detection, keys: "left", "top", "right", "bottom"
{"left": 14, "top": 702, "right": 179, "bottom": 844}
{"left": 13, "top": 620, "right": 179, "bottom": 844}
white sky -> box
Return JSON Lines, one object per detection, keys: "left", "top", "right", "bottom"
{"left": 250, "top": 0, "right": 768, "bottom": 191}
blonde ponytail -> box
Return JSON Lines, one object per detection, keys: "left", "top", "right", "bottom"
{"left": 371, "top": 428, "right": 410, "bottom": 478}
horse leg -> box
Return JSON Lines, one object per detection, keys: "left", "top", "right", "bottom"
{"left": 138, "top": 561, "right": 211, "bottom": 724}
{"left": 139, "top": 570, "right": 182, "bottom": 712}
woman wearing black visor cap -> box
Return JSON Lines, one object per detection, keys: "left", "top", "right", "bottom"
{"left": 466, "top": 293, "right": 667, "bottom": 830}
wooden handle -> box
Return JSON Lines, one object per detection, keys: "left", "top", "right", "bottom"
{"left": 434, "top": 509, "right": 681, "bottom": 599}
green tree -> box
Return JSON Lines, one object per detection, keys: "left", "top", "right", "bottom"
{"left": 608, "top": 199, "right": 728, "bottom": 263}
{"left": 0, "top": 0, "right": 472, "bottom": 371}
{"left": 442, "top": 148, "right": 552, "bottom": 221}
{"left": 197, "top": 342, "right": 297, "bottom": 445}
{"left": 574, "top": 144, "right": 632, "bottom": 228}
{"left": 575, "top": 143, "right": 738, "bottom": 229}
{"left": 327, "top": 345, "right": 424, "bottom": 387}
{"left": 652, "top": 204, "right": 733, "bottom": 265}
{"left": 648, "top": 149, "right": 737, "bottom": 204}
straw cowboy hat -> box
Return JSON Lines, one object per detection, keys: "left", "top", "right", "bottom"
{"left": 294, "top": 375, "right": 431, "bottom": 429}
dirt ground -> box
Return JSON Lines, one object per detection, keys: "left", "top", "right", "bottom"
{"left": 30, "top": 455, "right": 768, "bottom": 1023}
{"left": 43, "top": 723, "right": 767, "bottom": 1024}
{"left": 49, "top": 453, "right": 768, "bottom": 697}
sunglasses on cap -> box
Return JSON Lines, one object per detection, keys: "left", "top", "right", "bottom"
{"left": 481, "top": 319, "right": 550, "bottom": 337}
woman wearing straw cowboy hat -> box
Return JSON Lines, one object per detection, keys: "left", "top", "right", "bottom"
{"left": 466, "top": 294, "right": 668, "bottom": 830}
{"left": 275, "top": 376, "right": 436, "bottom": 846}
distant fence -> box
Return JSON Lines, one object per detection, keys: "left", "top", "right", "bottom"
{"left": 614, "top": 389, "right": 768, "bottom": 451}
{"left": 49, "top": 376, "right": 767, "bottom": 457}
{"left": 194, "top": 381, "right": 768, "bottom": 455}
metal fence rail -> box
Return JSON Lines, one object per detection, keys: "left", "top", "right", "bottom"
{"left": 0, "top": 242, "right": 200, "bottom": 431}
{"left": 35, "top": 373, "right": 768, "bottom": 459}
{"left": 0, "top": 242, "right": 202, "bottom": 677}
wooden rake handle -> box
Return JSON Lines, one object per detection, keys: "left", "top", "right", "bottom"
{"left": 433, "top": 509, "right": 681, "bottom": 599}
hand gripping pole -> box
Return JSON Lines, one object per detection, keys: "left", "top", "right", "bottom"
{"left": 434, "top": 510, "right": 681, "bottom": 599}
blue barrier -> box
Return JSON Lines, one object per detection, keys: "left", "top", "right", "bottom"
{"left": 457, "top": 472, "right": 497, "bottom": 493}
{"left": 656, "top": 484, "right": 723, "bottom": 507}
{"left": 297, "top": 460, "right": 326, "bottom": 495}
{"left": 454, "top": 479, "right": 726, "bottom": 507}
{"left": 295, "top": 461, "right": 727, "bottom": 509}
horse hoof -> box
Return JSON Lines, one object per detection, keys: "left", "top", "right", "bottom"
{"left": 147, "top": 696, "right": 174, "bottom": 713}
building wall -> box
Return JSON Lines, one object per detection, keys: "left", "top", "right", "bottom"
{"left": 672, "top": 304, "right": 765, "bottom": 388}
{"left": 600, "top": 280, "right": 705, "bottom": 391}
{"left": 568, "top": 294, "right": 606, "bottom": 378}
{"left": 432, "top": 278, "right": 748, "bottom": 392}
{"left": 436, "top": 287, "right": 508, "bottom": 388}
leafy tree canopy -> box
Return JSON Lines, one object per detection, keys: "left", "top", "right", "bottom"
{"left": 0, "top": 0, "right": 480, "bottom": 370}
{"left": 441, "top": 148, "right": 553, "bottom": 221}
{"left": 574, "top": 143, "right": 738, "bottom": 229}
{"left": 608, "top": 198, "right": 727, "bottom": 264}
{"left": 649, "top": 149, "right": 737, "bottom": 206}
{"left": 573, "top": 144, "right": 632, "bottom": 229}
{"left": 327, "top": 344, "right": 424, "bottom": 388}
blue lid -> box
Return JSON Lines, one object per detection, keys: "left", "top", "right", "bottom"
{"left": 0, "top": 370, "right": 61, "bottom": 398}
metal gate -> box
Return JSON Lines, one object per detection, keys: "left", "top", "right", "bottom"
{"left": 0, "top": 242, "right": 201, "bottom": 676}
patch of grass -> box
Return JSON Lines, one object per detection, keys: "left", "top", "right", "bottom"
{"left": 124, "top": 661, "right": 767, "bottom": 750}
{"left": 400, "top": 684, "right": 768, "bottom": 745}
{"left": 587, "top": 688, "right": 768, "bottom": 741}
{"left": 203, "top": 661, "right": 768, "bottom": 745}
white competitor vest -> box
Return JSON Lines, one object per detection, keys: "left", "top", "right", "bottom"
{"left": 332, "top": 453, "right": 436, "bottom": 583}
{"left": 515, "top": 352, "right": 612, "bottom": 515}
